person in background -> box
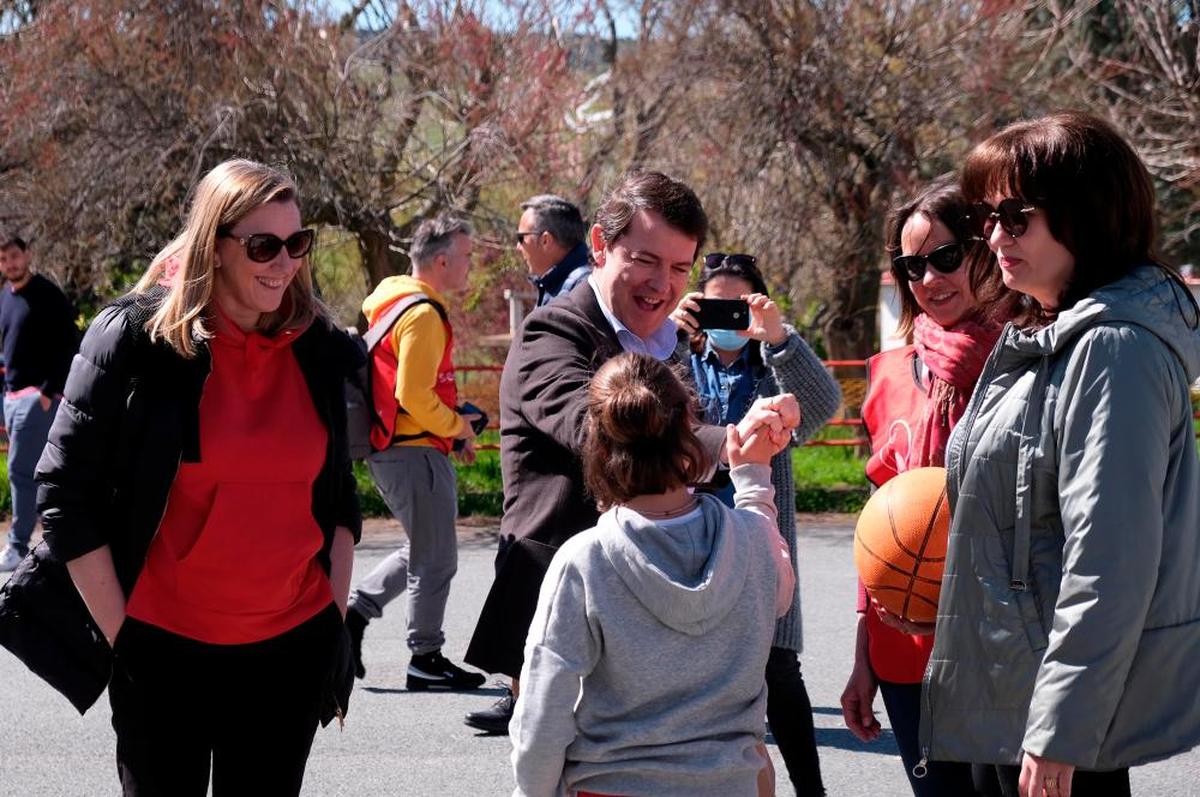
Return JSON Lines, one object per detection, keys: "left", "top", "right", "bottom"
{"left": 0, "top": 234, "right": 77, "bottom": 572}
{"left": 515, "top": 194, "right": 591, "bottom": 307}
{"left": 839, "top": 175, "right": 1006, "bottom": 797}
{"left": 671, "top": 253, "right": 841, "bottom": 795}
{"left": 511, "top": 352, "right": 799, "bottom": 797}
{"left": 344, "top": 213, "right": 486, "bottom": 692}
{"left": 924, "top": 112, "right": 1200, "bottom": 797}
{"left": 32, "top": 159, "right": 361, "bottom": 795}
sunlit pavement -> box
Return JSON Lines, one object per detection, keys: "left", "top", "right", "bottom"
{"left": 2, "top": 517, "right": 1197, "bottom": 796}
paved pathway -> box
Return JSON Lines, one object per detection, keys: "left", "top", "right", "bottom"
{"left": 1, "top": 517, "right": 1197, "bottom": 795}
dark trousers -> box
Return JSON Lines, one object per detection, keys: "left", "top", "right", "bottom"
{"left": 981, "top": 763, "right": 1131, "bottom": 797}
{"left": 879, "top": 680, "right": 983, "bottom": 797}
{"left": 108, "top": 604, "right": 340, "bottom": 797}
{"left": 765, "top": 647, "right": 826, "bottom": 796}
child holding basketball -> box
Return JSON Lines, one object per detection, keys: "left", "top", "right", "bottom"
{"left": 510, "top": 352, "right": 799, "bottom": 797}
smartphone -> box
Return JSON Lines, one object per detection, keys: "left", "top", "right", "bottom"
{"left": 458, "top": 401, "right": 489, "bottom": 435}
{"left": 690, "top": 298, "right": 751, "bottom": 330}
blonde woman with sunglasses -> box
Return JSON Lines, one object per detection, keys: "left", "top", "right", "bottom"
{"left": 3, "top": 159, "right": 361, "bottom": 795}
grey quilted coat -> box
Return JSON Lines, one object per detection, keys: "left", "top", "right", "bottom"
{"left": 921, "top": 266, "right": 1200, "bottom": 771}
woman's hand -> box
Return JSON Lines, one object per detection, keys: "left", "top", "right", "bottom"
{"left": 1019, "top": 752, "right": 1075, "bottom": 797}
{"left": 743, "top": 293, "right": 787, "bottom": 346}
{"left": 871, "top": 598, "right": 936, "bottom": 636}
{"left": 670, "top": 291, "right": 704, "bottom": 336}
{"left": 841, "top": 614, "right": 882, "bottom": 742}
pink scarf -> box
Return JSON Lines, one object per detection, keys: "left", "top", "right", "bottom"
{"left": 909, "top": 312, "right": 1002, "bottom": 468}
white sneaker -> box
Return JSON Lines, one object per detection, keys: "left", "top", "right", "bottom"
{"left": 0, "top": 545, "right": 25, "bottom": 572}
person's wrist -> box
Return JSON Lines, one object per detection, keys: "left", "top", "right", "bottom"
{"left": 764, "top": 327, "right": 787, "bottom": 347}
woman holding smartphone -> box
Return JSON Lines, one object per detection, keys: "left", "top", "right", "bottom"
{"left": 671, "top": 253, "right": 841, "bottom": 796}
{"left": 924, "top": 112, "right": 1200, "bottom": 797}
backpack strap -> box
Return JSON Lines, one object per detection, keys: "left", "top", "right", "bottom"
{"left": 363, "top": 292, "right": 440, "bottom": 352}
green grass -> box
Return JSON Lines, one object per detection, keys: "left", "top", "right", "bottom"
{"left": 353, "top": 428, "right": 872, "bottom": 519}
{"left": 791, "top": 425, "right": 870, "bottom": 513}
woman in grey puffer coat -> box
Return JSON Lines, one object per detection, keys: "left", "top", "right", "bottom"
{"left": 922, "top": 112, "right": 1200, "bottom": 797}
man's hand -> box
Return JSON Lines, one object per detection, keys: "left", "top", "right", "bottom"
{"left": 454, "top": 438, "right": 477, "bottom": 465}
{"left": 1019, "top": 752, "right": 1075, "bottom": 797}
{"left": 455, "top": 413, "right": 481, "bottom": 441}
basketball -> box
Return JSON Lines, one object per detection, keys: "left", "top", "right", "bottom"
{"left": 853, "top": 466, "right": 950, "bottom": 625}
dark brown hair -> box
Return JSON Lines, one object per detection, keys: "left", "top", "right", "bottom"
{"left": 0, "top": 234, "right": 27, "bottom": 251}
{"left": 594, "top": 171, "right": 708, "bottom": 258}
{"left": 689, "top": 253, "right": 771, "bottom": 359}
{"left": 582, "top": 353, "right": 713, "bottom": 508}
{"left": 962, "top": 111, "right": 1181, "bottom": 326}
{"left": 885, "top": 174, "right": 1007, "bottom": 337}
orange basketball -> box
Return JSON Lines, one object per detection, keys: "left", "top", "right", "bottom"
{"left": 853, "top": 466, "right": 950, "bottom": 625}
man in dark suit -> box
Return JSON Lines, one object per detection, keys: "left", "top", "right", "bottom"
{"left": 463, "top": 172, "right": 733, "bottom": 733}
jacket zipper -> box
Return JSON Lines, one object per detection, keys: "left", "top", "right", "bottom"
{"left": 915, "top": 324, "right": 1010, "bottom": 777}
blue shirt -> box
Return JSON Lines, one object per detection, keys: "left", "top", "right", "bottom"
{"left": 690, "top": 341, "right": 764, "bottom": 506}
{"left": 587, "top": 275, "right": 679, "bottom": 361}
{"left": 531, "top": 243, "right": 591, "bottom": 307}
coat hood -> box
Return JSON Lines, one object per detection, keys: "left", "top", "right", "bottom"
{"left": 596, "top": 495, "right": 750, "bottom": 636}
{"left": 1006, "top": 266, "right": 1200, "bottom": 380}
{"left": 361, "top": 275, "right": 445, "bottom": 325}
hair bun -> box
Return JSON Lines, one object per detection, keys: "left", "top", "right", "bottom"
{"left": 598, "top": 381, "right": 669, "bottom": 444}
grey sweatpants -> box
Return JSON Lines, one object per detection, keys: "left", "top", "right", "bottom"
{"left": 349, "top": 446, "right": 458, "bottom": 655}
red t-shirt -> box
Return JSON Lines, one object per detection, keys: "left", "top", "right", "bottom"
{"left": 126, "top": 315, "right": 332, "bottom": 643}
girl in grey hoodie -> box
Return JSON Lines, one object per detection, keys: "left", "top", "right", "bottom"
{"left": 510, "top": 352, "right": 799, "bottom": 797}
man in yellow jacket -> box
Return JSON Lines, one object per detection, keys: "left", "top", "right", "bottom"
{"left": 346, "top": 213, "right": 486, "bottom": 691}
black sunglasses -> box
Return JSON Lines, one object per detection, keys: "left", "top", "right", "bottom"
{"left": 704, "top": 252, "right": 758, "bottom": 270}
{"left": 892, "top": 242, "right": 964, "bottom": 282}
{"left": 220, "top": 229, "right": 315, "bottom": 263}
{"left": 514, "top": 230, "right": 541, "bottom": 245}
{"left": 971, "top": 199, "right": 1037, "bottom": 240}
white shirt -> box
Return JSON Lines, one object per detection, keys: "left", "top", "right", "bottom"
{"left": 587, "top": 275, "right": 678, "bottom": 361}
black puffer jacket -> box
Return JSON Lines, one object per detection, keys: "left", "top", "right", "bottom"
{"left": 0, "top": 288, "right": 362, "bottom": 718}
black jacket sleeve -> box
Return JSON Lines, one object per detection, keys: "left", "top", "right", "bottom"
{"left": 35, "top": 305, "right": 137, "bottom": 562}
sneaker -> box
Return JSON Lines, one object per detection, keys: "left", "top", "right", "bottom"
{"left": 346, "top": 609, "right": 368, "bottom": 680}
{"left": 407, "top": 650, "right": 486, "bottom": 691}
{"left": 463, "top": 687, "right": 515, "bottom": 735}
{"left": 0, "top": 545, "right": 25, "bottom": 573}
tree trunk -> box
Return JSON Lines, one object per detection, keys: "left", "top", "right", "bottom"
{"left": 356, "top": 224, "right": 409, "bottom": 291}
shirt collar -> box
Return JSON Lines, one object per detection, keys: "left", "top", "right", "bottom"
{"left": 587, "top": 275, "right": 678, "bottom": 361}
{"left": 530, "top": 243, "right": 590, "bottom": 297}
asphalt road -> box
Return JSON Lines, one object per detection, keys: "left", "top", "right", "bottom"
{"left": 2, "top": 517, "right": 1197, "bottom": 796}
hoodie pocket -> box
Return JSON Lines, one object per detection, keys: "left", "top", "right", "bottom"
{"left": 172, "top": 481, "right": 324, "bottom": 613}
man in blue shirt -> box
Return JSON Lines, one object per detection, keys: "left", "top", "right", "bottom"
{"left": 515, "top": 195, "right": 591, "bottom": 307}
{"left": 0, "top": 235, "right": 78, "bottom": 571}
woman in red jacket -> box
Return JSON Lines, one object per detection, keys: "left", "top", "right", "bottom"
{"left": 35, "top": 159, "right": 360, "bottom": 796}
{"left": 840, "top": 175, "right": 1009, "bottom": 796}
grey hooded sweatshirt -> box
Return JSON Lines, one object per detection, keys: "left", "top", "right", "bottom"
{"left": 510, "top": 464, "right": 794, "bottom": 797}
{"left": 923, "top": 266, "right": 1200, "bottom": 770}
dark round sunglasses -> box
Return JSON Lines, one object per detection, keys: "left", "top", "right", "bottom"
{"left": 220, "top": 229, "right": 315, "bottom": 263}
{"left": 704, "top": 252, "right": 758, "bottom": 270}
{"left": 892, "top": 241, "right": 964, "bottom": 282}
{"left": 971, "top": 199, "right": 1036, "bottom": 240}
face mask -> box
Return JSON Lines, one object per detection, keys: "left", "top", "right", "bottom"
{"left": 707, "top": 328, "right": 750, "bottom": 352}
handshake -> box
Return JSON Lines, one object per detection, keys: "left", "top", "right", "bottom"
{"left": 726, "top": 393, "right": 801, "bottom": 469}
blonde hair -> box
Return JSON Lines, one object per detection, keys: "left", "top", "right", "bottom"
{"left": 135, "top": 159, "right": 323, "bottom": 357}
